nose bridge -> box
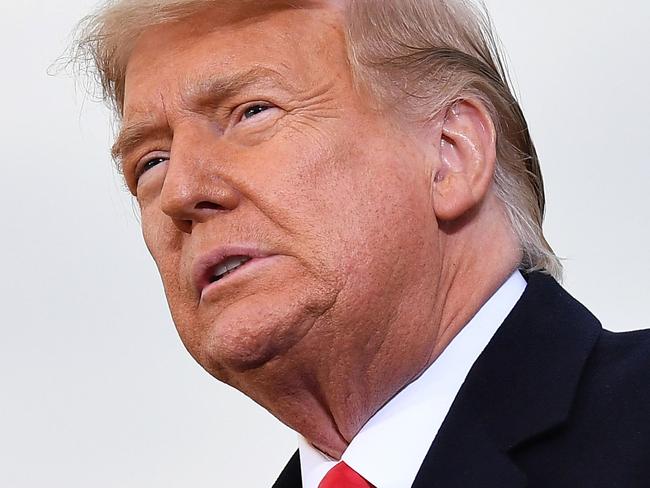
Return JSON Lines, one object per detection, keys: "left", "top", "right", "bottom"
{"left": 159, "top": 124, "right": 240, "bottom": 227}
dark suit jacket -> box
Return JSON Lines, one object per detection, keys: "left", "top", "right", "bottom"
{"left": 273, "top": 272, "right": 650, "bottom": 487}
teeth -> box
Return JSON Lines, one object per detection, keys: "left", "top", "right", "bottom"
{"left": 211, "top": 256, "right": 251, "bottom": 282}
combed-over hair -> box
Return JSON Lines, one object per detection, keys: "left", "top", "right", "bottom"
{"left": 73, "top": 0, "right": 563, "bottom": 279}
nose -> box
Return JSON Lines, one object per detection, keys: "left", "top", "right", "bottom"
{"left": 159, "top": 148, "right": 241, "bottom": 234}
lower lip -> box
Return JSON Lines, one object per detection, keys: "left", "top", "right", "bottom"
{"left": 200, "top": 255, "right": 279, "bottom": 301}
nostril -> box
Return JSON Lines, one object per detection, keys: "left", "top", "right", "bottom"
{"left": 196, "top": 201, "right": 225, "bottom": 211}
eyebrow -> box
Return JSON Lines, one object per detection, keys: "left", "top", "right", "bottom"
{"left": 111, "top": 121, "right": 170, "bottom": 168}
{"left": 112, "top": 66, "right": 293, "bottom": 165}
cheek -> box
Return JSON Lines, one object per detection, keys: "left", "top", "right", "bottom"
{"left": 242, "top": 120, "right": 435, "bottom": 275}
{"left": 322, "top": 140, "right": 435, "bottom": 255}
{"left": 140, "top": 203, "right": 166, "bottom": 260}
{"left": 140, "top": 204, "right": 186, "bottom": 303}
{"left": 317, "top": 138, "right": 439, "bottom": 307}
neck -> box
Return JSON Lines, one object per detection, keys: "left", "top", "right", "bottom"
{"left": 237, "top": 203, "right": 521, "bottom": 460}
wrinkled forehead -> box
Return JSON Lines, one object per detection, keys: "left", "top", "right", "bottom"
{"left": 118, "top": 0, "right": 354, "bottom": 142}
{"left": 124, "top": 0, "right": 345, "bottom": 60}
{"left": 116, "top": 0, "right": 347, "bottom": 113}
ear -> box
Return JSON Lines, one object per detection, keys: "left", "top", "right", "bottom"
{"left": 432, "top": 99, "right": 497, "bottom": 222}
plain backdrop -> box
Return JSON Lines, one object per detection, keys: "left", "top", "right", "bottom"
{"left": 0, "top": 0, "right": 648, "bottom": 486}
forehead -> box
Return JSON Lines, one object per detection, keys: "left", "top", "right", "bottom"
{"left": 122, "top": 3, "right": 348, "bottom": 118}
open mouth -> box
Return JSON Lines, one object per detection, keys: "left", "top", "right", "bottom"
{"left": 209, "top": 255, "right": 252, "bottom": 283}
{"left": 193, "top": 247, "right": 274, "bottom": 298}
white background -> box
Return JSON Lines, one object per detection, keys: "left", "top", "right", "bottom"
{"left": 0, "top": 1, "right": 648, "bottom": 486}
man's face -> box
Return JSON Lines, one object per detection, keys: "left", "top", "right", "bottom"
{"left": 121, "top": 4, "right": 441, "bottom": 393}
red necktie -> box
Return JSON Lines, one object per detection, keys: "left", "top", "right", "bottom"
{"left": 319, "top": 462, "right": 375, "bottom": 488}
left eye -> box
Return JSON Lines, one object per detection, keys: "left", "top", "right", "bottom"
{"left": 242, "top": 104, "right": 271, "bottom": 120}
{"left": 135, "top": 156, "right": 168, "bottom": 182}
{"left": 141, "top": 157, "right": 166, "bottom": 174}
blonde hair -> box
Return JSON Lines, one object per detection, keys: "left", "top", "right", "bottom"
{"left": 73, "top": 0, "right": 562, "bottom": 279}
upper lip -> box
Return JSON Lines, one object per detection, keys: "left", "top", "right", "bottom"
{"left": 192, "top": 245, "right": 272, "bottom": 296}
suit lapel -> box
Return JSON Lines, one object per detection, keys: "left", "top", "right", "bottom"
{"left": 412, "top": 417, "right": 525, "bottom": 487}
{"left": 413, "top": 273, "right": 602, "bottom": 487}
{"left": 273, "top": 450, "right": 302, "bottom": 488}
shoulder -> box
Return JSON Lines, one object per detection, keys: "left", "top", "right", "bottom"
{"left": 558, "top": 327, "right": 650, "bottom": 467}
{"left": 580, "top": 327, "right": 650, "bottom": 405}
{"left": 587, "top": 327, "right": 650, "bottom": 385}
{"left": 506, "top": 296, "right": 650, "bottom": 484}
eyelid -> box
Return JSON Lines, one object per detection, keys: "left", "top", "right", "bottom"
{"left": 232, "top": 101, "right": 276, "bottom": 125}
{"left": 135, "top": 151, "right": 169, "bottom": 180}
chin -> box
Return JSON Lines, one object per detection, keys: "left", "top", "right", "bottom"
{"left": 181, "top": 289, "right": 329, "bottom": 378}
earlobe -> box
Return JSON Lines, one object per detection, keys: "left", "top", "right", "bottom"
{"left": 432, "top": 99, "right": 497, "bottom": 222}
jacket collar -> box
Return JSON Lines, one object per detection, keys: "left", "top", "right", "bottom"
{"left": 412, "top": 272, "right": 602, "bottom": 487}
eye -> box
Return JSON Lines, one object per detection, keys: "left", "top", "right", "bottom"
{"left": 136, "top": 155, "right": 168, "bottom": 180}
{"left": 241, "top": 103, "right": 272, "bottom": 121}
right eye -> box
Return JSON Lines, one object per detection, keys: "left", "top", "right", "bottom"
{"left": 136, "top": 155, "right": 168, "bottom": 180}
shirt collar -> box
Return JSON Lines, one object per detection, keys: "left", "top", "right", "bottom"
{"left": 299, "top": 271, "right": 527, "bottom": 488}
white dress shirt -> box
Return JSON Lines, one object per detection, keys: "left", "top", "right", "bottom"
{"left": 298, "top": 270, "right": 527, "bottom": 488}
